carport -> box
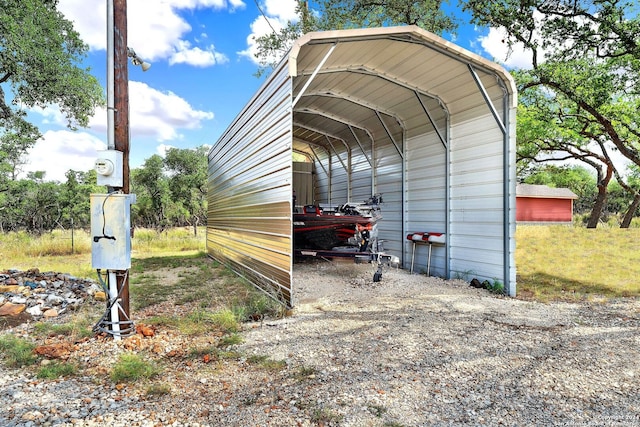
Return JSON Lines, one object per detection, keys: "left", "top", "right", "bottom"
{"left": 206, "top": 26, "right": 517, "bottom": 307}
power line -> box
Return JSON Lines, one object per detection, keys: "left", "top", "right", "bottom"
{"left": 253, "top": 0, "right": 279, "bottom": 36}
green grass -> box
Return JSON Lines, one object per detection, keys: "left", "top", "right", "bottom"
{"left": 515, "top": 225, "right": 640, "bottom": 301}
{"left": 145, "top": 383, "right": 172, "bottom": 397}
{"left": 246, "top": 354, "right": 287, "bottom": 371}
{"left": 130, "top": 253, "right": 235, "bottom": 309}
{"left": 309, "top": 406, "right": 344, "bottom": 424}
{"left": 292, "top": 365, "right": 317, "bottom": 380}
{"left": 110, "top": 353, "right": 160, "bottom": 383}
{"left": 32, "top": 314, "right": 95, "bottom": 340}
{"left": 37, "top": 361, "right": 78, "bottom": 379}
{"left": 0, "top": 335, "right": 37, "bottom": 367}
{"left": 218, "top": 333, "right": 243, "bottom": 347}
{"left": 145, "top": 306, "right": 247, "bottom": 336}
{"left": 368, "top": 404, "right": 388, "bottom": 417}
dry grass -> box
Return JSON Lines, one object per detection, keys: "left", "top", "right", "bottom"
{"left": 1, "top": 225, "right": 639, "bottom": 303}
{"left": 0, "top": 227, "right": 205, "bottom": 279}
{"left": 515, "top": 225, "right": 640, "bottom": 301}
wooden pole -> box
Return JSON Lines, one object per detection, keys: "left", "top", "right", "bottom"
{"left": 113, "top": 0, "right": 130, "bottom": 319}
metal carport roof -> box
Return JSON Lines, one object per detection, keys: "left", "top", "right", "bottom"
{"left": 207, "top": 26, "right": 517, "bottom": 307}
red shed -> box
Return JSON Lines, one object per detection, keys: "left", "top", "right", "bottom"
{"left": 516, "top": 184, "right": 578, "bottom": 224}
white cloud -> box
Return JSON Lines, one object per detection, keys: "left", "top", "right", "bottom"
{"left": 87, "top": 81, "right": 214, "bottom": 142}
{"left": 262, "top": 0, "right": 299, "bottom": 21}
{"left": 24, "top": 80, "right": 214, "bottom": 180}
{"left": 477, "top": 11, "right": 569, "bottom": 70}
{"left": 57, "top": 0, "right": 244, "bottom": 66}
{"left": 169, "top": 41, "right": 229, "bottom": 66}
{"left": 478, "top": 27, "right": 535, "bottom": 69}
{"left": 156, "top": 144, "right": 177, "bottom": 157}
{"left": 23, "top": 131, "right": 106, "bottom": 183}
{"left": 30, "top": 80, "right": 214, "bottom": 144}
{"left": 238, "top": 0, "right": 299, "bottom": 65}
{"left": 29, "top": 106, "right": 67, "bottom": 127}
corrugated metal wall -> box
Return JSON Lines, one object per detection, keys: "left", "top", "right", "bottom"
{"left": 374, "top": 134, "right": 404, "bottom": 256}
{"left": 405, "top": 131, "right": 447, "bottom": 276}
{"left": 293, "top": 162, "right": 313, "bottom": 206}
{"left": 206, "top": 61, "right": 294, "bottom": 306}
{"left": 448, "top": 71, "right": 512, "bottom": 283}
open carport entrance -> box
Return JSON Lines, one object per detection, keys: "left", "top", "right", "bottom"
{"left": 206, "top": 26, "right": 517, "bottom": 308}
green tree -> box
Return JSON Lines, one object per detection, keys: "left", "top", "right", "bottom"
{"left": 60, "top": 169, "right": 100, "bottom": 229}
{"left": 618, "top": 164, "right": 640, "bottom": 227}
{"left": 514, "top": 78, "right": 624, "bottom": 227}
{"left": 131, "top": 155, "right": 171, "bottom": 230}
{"left": 464, "top": 0, "right": 640, "bottom": 227}
{"left": 0, "top": 0, "right": 104, "bottom": 160}
{"left": 254, "top": 0, "right": 458, "bottom": 76}
{"left": 0, "top": 176, "right": 61, "bottom": 233}
{"left": 163, "top": 146, "right": 208, "bottom": 236}
{"left": 0, "top": 118, "right": 40, "bottom": 183}
{"left": 317, "top": 0, "right": 457, "bottom": 31}
{"left": 0, "top": 179, "right": 28, "bottom": 231}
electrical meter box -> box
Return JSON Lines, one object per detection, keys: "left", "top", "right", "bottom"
{"left": 95, "top": 150, "right": 123, "bottom": 187}
{"left": 91, "top": 193, "right": 133, "bottom": 270}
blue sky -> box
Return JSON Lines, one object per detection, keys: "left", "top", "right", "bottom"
{"left": 23, "top": 0, "right": 524, "bottom": 182}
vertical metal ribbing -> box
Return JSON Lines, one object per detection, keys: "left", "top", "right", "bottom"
{"left": 468, "top": 64, "right": 512, "bottom": 295}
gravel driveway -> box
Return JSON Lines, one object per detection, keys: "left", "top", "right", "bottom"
{"left": 2, "top": 261, "right": 639, "bottom": 426}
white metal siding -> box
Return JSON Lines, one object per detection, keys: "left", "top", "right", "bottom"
{"left": 449, "top": 99, "right": 507, "bottom": 281}
{"left": 375, "top": 138, "right": 404, "bottom": 256}
{"left": 207, "top": 61, "right": 294, "bottom": 306}
{"left": 405, "top": 131, "right": 447, "bottom": 276}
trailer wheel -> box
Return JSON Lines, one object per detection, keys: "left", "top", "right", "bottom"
{"left": 373, "top": 271, "right": 382, "bottom": 282}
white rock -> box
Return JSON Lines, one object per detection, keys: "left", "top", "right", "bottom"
{"left": 26, "top": 305, "right": 43, "bottom": 316}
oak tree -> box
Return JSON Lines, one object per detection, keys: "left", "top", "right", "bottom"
{"left": 464, "top": 0, "right": 640, "bottom": 226}
{"left": 0, "top": 0, "right": 104, "bottom": 183}
{"left": 254, "top": 0, "right": 457, "bottom": 76}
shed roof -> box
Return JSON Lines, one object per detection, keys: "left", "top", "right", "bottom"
{"left": 516, "top": 183, "right": 578, "bottom": 199}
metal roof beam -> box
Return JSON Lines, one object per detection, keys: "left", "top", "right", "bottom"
{"left": 348, "top": 125, "right": 372, "bottom": 167}
{"left": 375, "top": 111, "right": 403, "bottom": 160}
{"left": 299, "top": 34, "right": 515, "bottom": 107}
{"left": 295, "top": 66, "right": 447, "bottom": 111}
{"left": 296, "top": 90, "right": 406, "bottom": 128}
{"left": 294, "top": 122, "right": 352, "bottom": 189}
{"left": 468, "top": 64, "right": 506, "bottom": 135}
{"left": 292, "top": 43, "right": 337, "bottom": 108}
{"left": 294, "top": 106, "right": 372, "bottom": 132}
{"left": 325, "top": 135, "right": 350, "bottom": 174}
{"left": 307, "top": 145, "right": 329, "bottom": 177}
{"left": 415, "top": 91, "right": 448, "bottom": 149}
{"left": 293, "top": 122, "right": 347, "bottom": 144}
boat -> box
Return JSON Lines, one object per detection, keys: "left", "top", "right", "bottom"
{"left": 293, "top": 196, "right": 382, "bottom": 252}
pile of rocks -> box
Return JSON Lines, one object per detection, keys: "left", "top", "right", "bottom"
{"left": 0, "top": 269, "right": 103, "bottom": 324}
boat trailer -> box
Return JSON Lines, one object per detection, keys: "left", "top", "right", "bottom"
{"left": 293, "top": 195, "right": 399, "bottom": 282}
{"left": 294, "top": 248, "right": 400, "bottom": 282}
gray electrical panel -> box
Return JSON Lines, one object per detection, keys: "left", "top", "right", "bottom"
{"left": 90, "top": 193, "right": 133, "bottom": 270}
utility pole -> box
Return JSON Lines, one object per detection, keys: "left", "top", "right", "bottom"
{"left": 113, "top": 0, "right": 130, "bottom": 319}
{"left": 92, "top": 0, "right": 146, "bottom": 339}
